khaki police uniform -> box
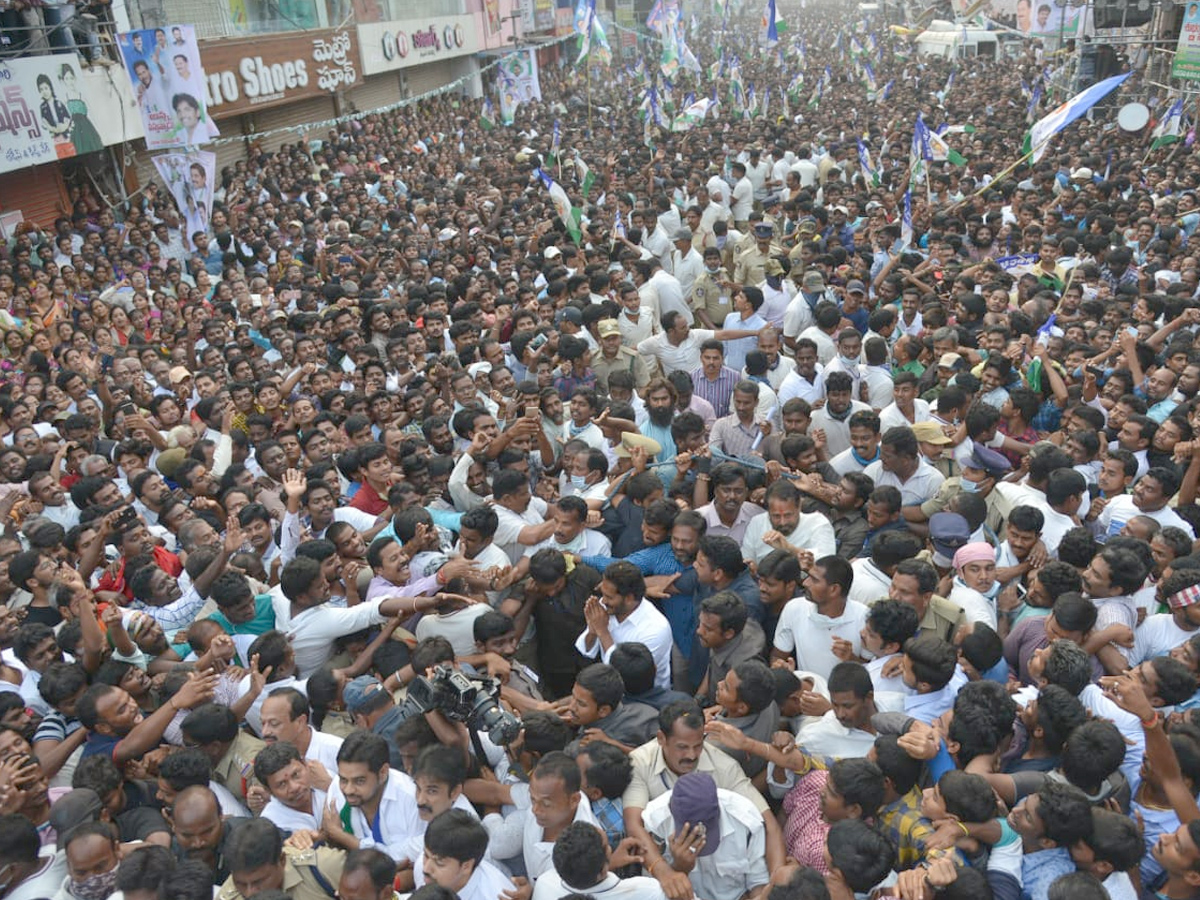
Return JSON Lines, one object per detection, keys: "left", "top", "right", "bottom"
{"left": 689, "top": 267, "right": 732, "bottom": 328}
{"left": 218, "top": 846, "right": 347, "bottom": 900}
{"left": 734, "top": 242, "right": 782, "bottom": 287}
{"left": 213, "top": 730, "right": 266, "bottom": 804}
{"left": 593, "top": 345, "right": 651, "bottom": 393}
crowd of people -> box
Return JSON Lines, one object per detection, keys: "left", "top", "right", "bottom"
{"left": 0, "top": 2, "right": 1198, "bottom": 900}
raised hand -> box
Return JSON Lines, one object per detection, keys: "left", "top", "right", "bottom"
{"left": 282, "top": 468, "right": 307, "bottom": 501}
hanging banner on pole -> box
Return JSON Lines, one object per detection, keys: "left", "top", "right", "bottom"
{"left": 117, "top": 25, "right": 219, "bottom": 148}
{"left": 153, "top": 150, "right": 216, "bottom": 247}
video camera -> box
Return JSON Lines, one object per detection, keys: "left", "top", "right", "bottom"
{"left": 399, "top": 664, "right": 521, "bottom": 746}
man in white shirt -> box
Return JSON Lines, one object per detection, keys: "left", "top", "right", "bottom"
{"left": 771, "top": 556, "right": 868, "bottom": 680}
{"left": 671, "top": 228, "right": 704, "bottom": 299}
{"left": 1097, "top": 467, "right": 1195, "bottom": 541}
{"left": 273, "top": 556, "right": 423, "bottom": 678}
{"left": 481, "top": 752, "right": 600, "bottom": 881}
{"left": 531, "top": 495, "right": 612, "bottom": 556}
{"left": 790, "top": 147, "right": 820, "bottom": 186}
{"left": 729, "top": 162, "right": 754, "bottom": 227}
{"left": 323, "top": 731, "right": 422, "bottom": 860}
{"left": 532, "top": 820, "right": 666, "bottom": 900}
{"left": 617, "top": 282, "right": 660, "bottom": 350}
{"left": 491, "top": 469, "right": 556, "bottom": 566}
{"left": 575, "top": 560, "right": 673, "bottom": 690}
{"left": 863, "top": 426, "right": 946, "bottom": 509}
{"left": 415, "top": 809, "right": 516, "bottom": 900}
{"left": 255, "top": 741, "right": 328, "bottom": 833}
{"left": 258, "top": 687, "right": 342, "bottom": 775}
{"left": 637, "top": 312, "right": 766, "bottom": 377}
{"left": 642, "top": 260, "right": 690, "bottom": 326}
{"left": 642, "top": 771, "right": 769, "bottom": 900}
{"left": 878, "top": 371, "right": 932, "bottom": 431}
{"left": 742, "top": 480, "right": 836, "bottom": 564}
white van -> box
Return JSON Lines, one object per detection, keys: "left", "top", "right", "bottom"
{"left": 914, "top": 19, "right": 1000, "bottom": 58}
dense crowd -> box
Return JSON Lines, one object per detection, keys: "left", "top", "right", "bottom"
{"left": 0, "top": 3, "right": 1198, "bottom": 900}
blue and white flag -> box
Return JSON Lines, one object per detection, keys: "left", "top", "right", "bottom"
{"left": 1024, "top": 72, "right": 1131, "bottom": 162}
{"left": 858, "top": 138, "right": 879, "bottom": 187}
{"left": 901, "top": 190, "right": 913, "bottom": 249}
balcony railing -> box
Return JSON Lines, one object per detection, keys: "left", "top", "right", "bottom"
{"left": 0, "top": 10, "right": 121, "bottom": 64}
{"left": 154, "top": 0, "right": 465, "bottom": 39}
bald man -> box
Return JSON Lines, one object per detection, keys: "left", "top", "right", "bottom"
{"left": 169, "top": 786, "right": 251, "bottom": 885}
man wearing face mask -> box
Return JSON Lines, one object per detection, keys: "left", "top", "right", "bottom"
{"left": 690, "top": 248, "right": 732, "bottom": 332}
{"left": 60, "top": 821, "right": 121, "bottom": 900}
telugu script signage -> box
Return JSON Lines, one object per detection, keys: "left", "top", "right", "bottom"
{"left": 198, "top": 28, "right": 360, "bottom": 118}
{"left": 357, "top": 17, "right": 480, "bottom": 75}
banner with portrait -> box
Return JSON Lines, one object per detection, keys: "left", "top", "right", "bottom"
{"left": 1175, "top": 2, "right": 1200, "bottom": 81}
{"left": 0, "top": 56, "right": 107, "bottom": 174}
{"left": 117, "top": 25, "right": 219, "bottom": 150}
{"left": 497, "top": 50, "right": 539, "bottom": 126}
{"left": 153, "top": 150, "right": 216, "bottom": 246}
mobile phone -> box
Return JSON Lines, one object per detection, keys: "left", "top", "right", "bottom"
{"left": 529, "top": 333, "right": 548, "bottom": 352}
{"left": 525, "top": 406, "right": 539, "bottom": 420}
{"left": 1085, "top": 365, "right": 1105, "bottom": 378}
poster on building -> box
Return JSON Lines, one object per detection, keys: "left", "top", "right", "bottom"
{"left": 0, "top": 56, "right": 107, "bottom": 174}
{"left": 153, "top": 150, "right": 216, "bottom": 245}
{"left": 519, "top": 0, "right": 536, "bottom": 33}
{"left": 117, "top": 25, "right": 219, "bottom": 149}
{"left": 1175, "top": 3, "right": 1200, "bottom": 81}
{"left": 501, "top": 49, "right": 541, "bottom": 101}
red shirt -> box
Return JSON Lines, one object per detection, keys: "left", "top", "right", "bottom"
{"left": 348, "top": 481, "right": 388, "bottom": 516}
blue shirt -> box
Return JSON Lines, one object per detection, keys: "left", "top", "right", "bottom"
{"left": 582, "top": 544, "right": 694, "bottom": 659}
{"left": 1021, "top": 848, "right": 1075, "bottom": 900}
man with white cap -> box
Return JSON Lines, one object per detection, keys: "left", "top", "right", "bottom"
{"left": 642, "top": 770, "right": 769, "bottom": 900}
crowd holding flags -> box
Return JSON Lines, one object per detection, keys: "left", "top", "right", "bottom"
{"left": 493, "top": 0, "right": 1141, "bottom": 252}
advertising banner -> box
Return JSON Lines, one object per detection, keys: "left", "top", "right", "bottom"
{"left": 199, "top": 28, "right": 360, "bottom": 117}
{"left": 153, "top": 150, "right": 216, "bottom": 246}
{"left": 1175, "top": 2, "right": 1200, "bottom": 82}
{"left": 117, "top": 25, "right": 218, "bottom": 149}
{"left": 0, "top": 56, "right": 104, "bottom": 173}
{"left": 357, "top": 17, "right": 480, "bottom": 76}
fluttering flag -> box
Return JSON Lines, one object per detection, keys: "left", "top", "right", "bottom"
{"left": 646, "top": 0, "right": 665, "bottom": 33}
{"left": 674, "top": 96, "right": 713, "bottom": 131}
{"left": 1150, "top": 98, "right": 1185, "bottom": 150}
{"left": 1023, "top": 72, "right": 1131, "bottom": 162}
{"left": 762, "top": 0, "right": 784, "bottom": 44}
{"left": 881, "top": 79, "right": 893, "bottom": 102}
{"left": 574, "top": 0, "right": 612, "bottom": 66}
{"left": 575, "top": 156, "right": 596, "bottom": 199}
{"left": 1026, "top": 77, "right": 1042, "bottom": 124}
{"left": 858, "top": 138, "right": 880, "bottom": 187}
{"left": 480, "top": 97, "right": 497, "bottom": 131}
{"left": 927, "top": 129, "right": 966, "bottom": 166}
{"left": 536, "top": 168, "right": 581, "bottom": 243}
{"left": 863, "top": 62, "right": 877, "bottom": 93}
{"left": 548, "top": 119, "right": 561, "bottom": 165}
{"left": 901, "top": 189, "right": 913, "bottom": 249}
{"left": 661, "top": 17, "right": 680, "bottom": 76}
{"left": 910, "top": 113, "right": 933, "bottom": 184}
{"left": 786, "top": 71, "right": 805, "bottom": 102}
